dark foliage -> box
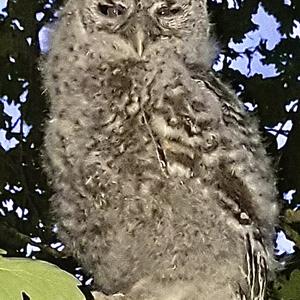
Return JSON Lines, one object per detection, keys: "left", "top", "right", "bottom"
{"left": 0, "top": 0, "right": 299, "bottom": 298}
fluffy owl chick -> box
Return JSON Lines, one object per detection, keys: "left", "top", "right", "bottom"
{"left": 42, "top": 0, "right": 278, "bottom": 299}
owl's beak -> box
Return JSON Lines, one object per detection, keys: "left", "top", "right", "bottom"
{"left": 134, "top": 26, "right": 145, "bottom": 57}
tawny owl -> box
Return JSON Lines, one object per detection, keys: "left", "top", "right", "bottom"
{"left": 42, "top": 0, "right": 279, "bottom": 299}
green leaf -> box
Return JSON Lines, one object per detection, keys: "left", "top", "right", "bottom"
{"left": 0, "top": 249, "right": 7, "bottom": 255}
{"left": 274, "top": 270, "right": 300, "bottom": 300}
{"left": 0, "top": 254, "right": 85, "bottom": 300}
{"left": 284, "top": 210, "right": 300, "bottom": 224}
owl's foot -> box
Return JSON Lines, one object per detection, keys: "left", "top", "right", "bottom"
{"left": 92, "top": 291, "right": 107, "bottom": 300}
{"left": 92, "top": 291, "right": 125, "bottom": 300}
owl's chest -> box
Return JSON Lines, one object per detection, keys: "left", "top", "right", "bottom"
{"left": 96, "top": 61, "right": 221, "bottom": 121}
{"left": 90, "top": 64, "right": 224, "bottom": 181}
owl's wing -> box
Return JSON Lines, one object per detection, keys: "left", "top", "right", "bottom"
{"left": 191, "top": 72, "right": 274, "bottom": 300}
{"left": 193, "top": 70, "right": 277, "bottom": 229}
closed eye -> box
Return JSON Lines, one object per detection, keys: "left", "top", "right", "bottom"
{"left": 97, "top": 3, "right": 127, "bottom": 17}
{"left": 156, "top": 6, "right": 183, "bottom": 17}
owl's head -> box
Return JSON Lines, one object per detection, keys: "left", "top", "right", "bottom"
{"left": 63, "top": 0, "right": 216, "bottom": 67}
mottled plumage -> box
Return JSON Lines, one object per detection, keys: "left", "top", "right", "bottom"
{"left": 42, "top": 0, "right": 278, "bottom": 299}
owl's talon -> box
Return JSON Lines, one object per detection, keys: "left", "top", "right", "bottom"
{"left": 92, "top": 291, "right": 109, "bottom": 300}
{"left": 92, "top": 291, "right": 125, "bottom": 300}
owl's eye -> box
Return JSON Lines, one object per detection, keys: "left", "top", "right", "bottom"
{"left": 156, "top": 6, "right": 182, "bottom": 17}
{"left": 97, "top": 3, "right": 127, "bottom": 17}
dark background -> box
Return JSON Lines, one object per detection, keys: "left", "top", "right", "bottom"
{"left": 0, "top": 0, "right": 299, "bottom": 298}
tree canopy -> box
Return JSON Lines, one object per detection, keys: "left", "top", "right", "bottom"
{"left": 0, "top": 0, "right": 299, "bottom": 299}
